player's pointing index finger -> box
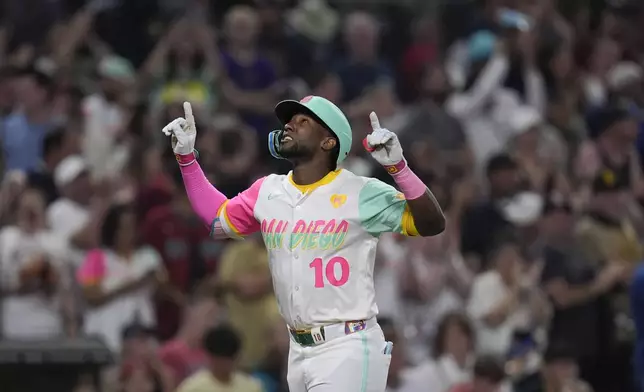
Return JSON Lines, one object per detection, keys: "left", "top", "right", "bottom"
{"left": 369, "top": 111, "right": 381, "bottom": 131}
{"left": 183, "top": 102, "right": 195, "bottom": 128}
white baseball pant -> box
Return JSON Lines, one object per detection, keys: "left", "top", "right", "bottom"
{"left": 287, "top": 323, "right": 392, "bottom": 392}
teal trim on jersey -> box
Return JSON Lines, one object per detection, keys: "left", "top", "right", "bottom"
{"left": 360, "top": 332, "right": 369, "bottom": 392}
{"left": 358, "top": 180, "right": 406, "bottom": 237}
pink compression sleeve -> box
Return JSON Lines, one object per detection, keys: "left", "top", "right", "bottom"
{"left": 384, "top": 160, "right": 427, "bottom": 200}
{"left": 179, "top": 161, "right": 226, "bottom": 225}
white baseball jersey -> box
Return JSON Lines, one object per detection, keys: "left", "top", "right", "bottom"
{"left": 216, "top": 169, "right": 417, "bottom": 329}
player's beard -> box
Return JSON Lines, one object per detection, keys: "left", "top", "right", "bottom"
{"left": 279, "top": 141, "right": 312, "bottom": 160}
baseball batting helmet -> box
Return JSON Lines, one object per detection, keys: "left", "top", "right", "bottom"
{"left": 269, "top": 95, "right": 352, "bottom": 164}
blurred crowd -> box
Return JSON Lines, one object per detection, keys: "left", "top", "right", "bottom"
{"left": 2, "top": 0, "right": 644, "bottom": 391}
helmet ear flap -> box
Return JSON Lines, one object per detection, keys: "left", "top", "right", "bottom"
{"left": 268, "top": 129, "right": 285, "bottom": 159}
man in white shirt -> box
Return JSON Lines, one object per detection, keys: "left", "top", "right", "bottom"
{"left": 82, "top": 56, "right": 134, "bottom": 180}
{"left": 46, "top": 155, "right": 107, "bottom": 265}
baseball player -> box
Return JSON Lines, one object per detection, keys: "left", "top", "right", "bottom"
{"left": 162, "top": 97, "right": 445, "bottom": 392}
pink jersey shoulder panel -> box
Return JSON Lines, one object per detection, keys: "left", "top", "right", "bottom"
{"left": 222, "top": 176, "right": 265, "bottom": 236}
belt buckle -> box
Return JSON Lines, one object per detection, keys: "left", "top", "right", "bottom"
{"left": 290, "top": 326, "right": 326, "bottom": 346}
{"left": 345, "top": 320, "right": 367, "bottom": 334}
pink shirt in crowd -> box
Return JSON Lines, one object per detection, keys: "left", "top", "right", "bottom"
{"left": 158, "top": 339, "right": 208, "bottom": 385}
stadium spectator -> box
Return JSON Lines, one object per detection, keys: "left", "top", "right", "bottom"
{"left": 449, "top": 356, "right": 507, "bottom": 392}
{"left": 140, "top": 18, "right": 221, "bottom": 114}
{"left": 142, "top": 169, "right": 221, "bottom": 340}
{"left": 468, "top": 238, "right": 549, "bottom": 357}
{"left": 380, "top": 317, "right": 413, "bottom": 392}
{"left": 81, "top": 55, "right": 135, "bottom": 181}
{"left": 1, "top": 67, "right": 56, "bottom": 173}
{"left": 525, "top": 342, "right": 594, "bottom": 392}
{"left": 397, "top": 64, "right": 473, "bottom": 181}
{"left": 0, "top": 187, "right": 74, "bottom": 339}
{"left": 27, "top": 126, "right": 73, "bottom": 204}
{"left": 47, "top": 155, "right": 105, "bottom": 265}
{"left": 177, "top": 324, "right": 262, "bottom": 392}
{"left": 402, "top": 312, "right": 475, "bottom": 392}
{"left": 217, "top": 232, "right": 278, "bottom": 370}
{"left": 539, "top": 189, "right": 622, "bottom": 390}
{"left": 119, "top": 322, "right": 173, "bottom": 392}
{"left": 78, "top": 204, "right": 166, "bottom": 352}
{"left": 461, "top": 153, "right": 520, "bottom": 271}
{"left": 158, "top": 288, "right": 219, "bottom": 387}
{"left": 220, "top": 5, "right": 279, "bottom": 135}
{"left": 252, "top": 318, "right": 290, "bottom": 392}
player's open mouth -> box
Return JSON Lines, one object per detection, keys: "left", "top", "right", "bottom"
{"left": 281, "top": 135, "right": 293, "bottom": 144}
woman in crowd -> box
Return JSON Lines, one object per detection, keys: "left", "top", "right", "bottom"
{"left": 467, "top": 238, "right": 549, "bottom": 358}
{"left": 77, "top": 204, "right": 167, "bottom": 352}
{"left": 401, "top": 312, "right": 476, "bottom": 392}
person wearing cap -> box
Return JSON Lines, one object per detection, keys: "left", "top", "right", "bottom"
{"left": 119, "top": 322, "right": 173, "bottom": 392}
{"left": 82, "top": 55, "right": 134, "bottom": 180}
{"left": 162, "top": 98, "right": 445, "bottom": 392}
{"left": 507, "top": 105, "right": 568, "bottom": 192}
{"left": 576, "top": 159, "right": 642, "bottom": 274}
{"left": 574, "top": 152, "right": 642, "bottom": 390}
{"left": 46, "top": 155, "right": 105, "bottom": 264}
{"left": 575, "top": 103, "right": 643, "bottom": 209}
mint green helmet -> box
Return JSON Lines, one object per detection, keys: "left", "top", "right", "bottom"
{"left": 269, "top": 96, "right": 352, "bottom": 164}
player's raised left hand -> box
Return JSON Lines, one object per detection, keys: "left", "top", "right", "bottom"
{"left": 363, "top": 112, "right": 404, "bottom": 167}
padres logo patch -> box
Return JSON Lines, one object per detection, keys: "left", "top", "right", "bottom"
{"left": 330, "top": 194, "right": 347, "bottom": 208}
{"left": 300, "top": 95, "right": 314, "bottom": 103}
{"left": 386, "top": 166, "right": 399, "bottom": 174}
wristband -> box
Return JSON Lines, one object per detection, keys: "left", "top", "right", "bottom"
{"left": 175, "top": 149, "right": 200, "bottom": 167}
{"left": 390, "top": 164, "right": 427, "bottom": 200}
{"left": 382, "top": 160, "right": 407, "bottom": 175}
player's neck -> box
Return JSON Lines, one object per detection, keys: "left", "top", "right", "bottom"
{"left": 291, "top": 159, "right": 332, "bottom": 186}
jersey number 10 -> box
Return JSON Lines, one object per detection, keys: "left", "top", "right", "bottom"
{"left": 309, "top": 257, "right": 350, "bottom": 288}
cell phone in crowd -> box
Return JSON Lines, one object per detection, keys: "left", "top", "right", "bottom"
{"left": 498, "top": 8, "right": 532, "bottom": 32}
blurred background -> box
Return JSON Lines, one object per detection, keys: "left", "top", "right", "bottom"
{"left": 1, "top": 0, "right": 644, "bottom": 391}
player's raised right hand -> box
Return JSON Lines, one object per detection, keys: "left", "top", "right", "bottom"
{"left": 161, "top": 101, "right": 197, "bottom": 155}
